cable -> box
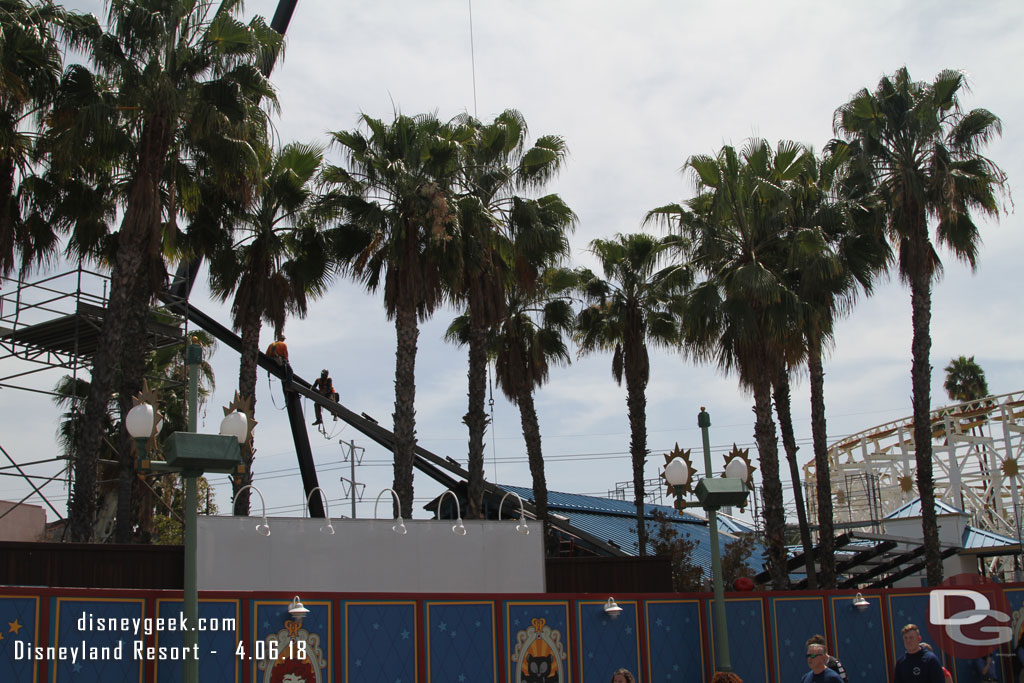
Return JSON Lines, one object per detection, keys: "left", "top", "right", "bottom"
{"left": 467, "top": 0, "right": 478, "bottom": 118}
{"left": 488, "top": 361, "right": 497, "bottom": 481}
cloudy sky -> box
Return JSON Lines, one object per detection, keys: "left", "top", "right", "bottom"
{"left": 2, "top": 0, "right": 1023, "bottom": 526}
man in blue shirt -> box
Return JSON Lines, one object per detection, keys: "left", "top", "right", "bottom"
{"left": 893, "top": 624, "right": 945, "bottom": 683}
{"left": 804, "top": 643, "right": 843, "bottom": 683}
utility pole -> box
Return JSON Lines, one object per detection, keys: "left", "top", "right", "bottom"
{"left": 339, "top": 439, "right": 365, "bottom": 518}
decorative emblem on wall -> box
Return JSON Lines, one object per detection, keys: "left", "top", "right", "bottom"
{"left": 511, "top": 617, "right": 567, "bottom": 682}
{"left": 258, "top": 618, "right": 327, "bottom": 683}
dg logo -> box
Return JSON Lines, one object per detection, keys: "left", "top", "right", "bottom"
{"left": 927, "top": 573, "right": 1012, "bottom": 659}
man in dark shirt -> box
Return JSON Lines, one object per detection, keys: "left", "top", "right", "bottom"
{"left": 311, "top": 369, "right": 338, "bottom": 426}
{"left": 894, "top": 623, "right": 945, "bottom": 683}
{"left": 805, "top": 634, "right": 849, "bottom": 682}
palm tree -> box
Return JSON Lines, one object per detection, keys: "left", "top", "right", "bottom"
{"left": 784, "top": 148, "right": 890, "bottom": 587}
{"left": 324, "top": 112, "right": 464, "bottom": 518}
{"left": 575, "top": 233, "right": 691, "bottom": 555}
{"left": 449, "top": 267, "right": 575, "bottom": 535}
{"left": 0, "top": 0, "right": 94, "bottom": 278}
{"left": 448, "top": 109, "right": 572, "bottom": 518}
{"left": 831, "top": 67, "right": 1007, "bottom": 585}
{"left": 647, "top": 139, "right": 807, "bottom": 589}
{"left": 49, "top": 0, "right": 278, "bottom": 542}
{"left": 944, "top": 355, "right": 989, "bottom": 404}
{"left": 47, "top": 1, "right": 276, "bottom": 544}
{"left": 204, "top": 141, "right": 333, "bottom": 516}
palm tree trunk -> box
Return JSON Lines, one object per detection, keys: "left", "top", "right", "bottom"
{"left": 392, "top": 300, "right": 419, "bottom": 519}
{"left": 517, "top": 388, "right": 549, "bottom": 537}
{"left": 69, "top": 115, "right": 170, "bottom": 542}
{"left": 753, "top": 376, "right": 790, "bottom": 589}
{"left": 910, "top": 231, "right": 942, "bottom": 585}
{"left": 463, "top": 315, "right": 489, "bottom": 519}
{"left": 773, "top": 368, "right": 816, "bottom": 588}
{"left": 69, "top": 243, "right": 153, "bottom": 541}
{"left": 807, "top": 337, "right": 836, "bottom": 587}
{"left": 624, "top": 343, "right": 649, "bottom": 556}
{"left": 0, "top": 156, "right": 16, "bottom": 276}
{"left": 114, "top": 297, "right": 149, "bottom": 542}
{"left": 233, "top": 305, "right": 262, "bottom": 516}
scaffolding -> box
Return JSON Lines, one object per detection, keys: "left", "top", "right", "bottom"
{"left": 0, "top": 267, "right": 187, "bottom": 526}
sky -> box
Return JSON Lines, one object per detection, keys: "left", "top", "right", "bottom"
{"left": 2, "top": 0, "right": 1023, "bottom": 528}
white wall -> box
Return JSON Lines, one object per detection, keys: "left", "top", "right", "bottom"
{"left": 197, "top": 516, "right": 545, "bottom": 593}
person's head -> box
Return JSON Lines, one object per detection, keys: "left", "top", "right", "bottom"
{"left": 710, "top": 672, "right": 743, "bottom": 683}
{"left": 805, "top": 634, "right": 828, "bottom": 655}
{"left": 610, "top": 669, "right": 635, "bottom": 683}
{"left": 902, "top": 623, "right": 923, "bottom": 654}
{"left": 277, "top": 333, "right": 286, "bottom": 342}
{"left": 806, "top": 643, "right": 828, "bottom": 673}
{"left": 321, "top": 369, "right": 329, "bottom": 377}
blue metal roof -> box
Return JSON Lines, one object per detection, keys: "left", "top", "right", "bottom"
{"left": 962, "top": 525, "right": 1019, "bottom": 549}
{"left": 498, "top": 484, "right": 705, "bottom": 523}
{"left": 884, "top": 497, "right": 966, "bottom": 519}
{"left": 498, "top": 483, "right": 765, "bottom": 577}
{"left": 717, "top": 512, "right": 756, "bottom": 534}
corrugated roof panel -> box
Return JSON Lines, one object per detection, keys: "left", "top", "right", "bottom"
{"left": 962, "top": 525, "right": 1019, "bottom": 549}
{"left": 884, "top": 497, "right": 965, "bottom": 519}
{"left": 498, "top": 483, "right": 705, "bottom": 523}
{"left": 496, "top": 483, "right": 766, "bottom": 577}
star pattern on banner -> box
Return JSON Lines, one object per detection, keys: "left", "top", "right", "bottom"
{"left": 8, "top": 618, "right": 22, "bottom": 634}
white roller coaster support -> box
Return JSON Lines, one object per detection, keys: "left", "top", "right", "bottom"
{"left": 805, "top": 390, "right": 1024, "bottom": 539}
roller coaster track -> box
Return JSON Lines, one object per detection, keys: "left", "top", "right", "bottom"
{"left": 803, "top": 391, "right": 1024, "bottom": 540}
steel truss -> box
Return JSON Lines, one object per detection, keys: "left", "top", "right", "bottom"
{"left": 804, "top": 391, "right": 1024, "bottom": 541}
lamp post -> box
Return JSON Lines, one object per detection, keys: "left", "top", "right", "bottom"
{"left": 128, "top": 338, "right": 249, "bottom": 683}
{"left": 663, "top": 407, "right": 751, "bottom": 674}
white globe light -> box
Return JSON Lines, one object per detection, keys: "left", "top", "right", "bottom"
{"left": 664, "top": 458, "right": 690, "bottom": 487}
{"left": 725, "top": 457, "right": 749, "bottom": 483}
{"left": 126, "top": 403, "right": 155, "bottom": 439}
{"left": 220, "top": 411, "right": 249, "bottom": 443}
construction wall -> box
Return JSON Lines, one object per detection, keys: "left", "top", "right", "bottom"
{"left": 2, "top": 584, "right": 1023, "bottom": 682}
{"left": 197, "top": 517, "right": 545, "bottom": 593}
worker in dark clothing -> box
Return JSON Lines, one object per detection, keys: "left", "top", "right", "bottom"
{"left": 312, "top": 369, "right": 338, "bottom": 425}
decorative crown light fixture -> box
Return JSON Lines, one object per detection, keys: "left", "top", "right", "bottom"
{"left": 662, "top": 444, "right": 695, "bottom": 512}
{"left": 603, "top": 597, "right": 623, "bottom": 619}
{"left": 852, "top": 592, "right": 870, "bottom": 611}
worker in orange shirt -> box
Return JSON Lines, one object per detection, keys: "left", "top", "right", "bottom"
{"left": 266, "top": 333, "right": 293, "bottom": 384}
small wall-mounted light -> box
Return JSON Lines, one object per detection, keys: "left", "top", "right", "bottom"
{"left": 852, "top": 592, "right": 870, "bottom": 611}
{"left": 232, "top": 485, "right": 271, "bottom": 536}
{"left": 374, "top": 488, "right": 407, "bottom": 535}
{"left": 307, "top": 487, "right": 335, "bottom": 535}
{"left": 498, "top": 491, "right": 530, "bottom": 535}
{"left": 437, "top": 489, "right": 467, "bottom": 536}
{"left": 603, "top": 597, "right": 623, "bottom": 619}
{"left": 288, "top": 596, "right": 310, "bottom": 624}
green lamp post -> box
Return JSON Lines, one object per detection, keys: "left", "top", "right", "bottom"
{"left": 128, "top": 338, "right": 250, "bottom": 683}
{"left": 663, "top": 407, "right": 751, "bottom": 674}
